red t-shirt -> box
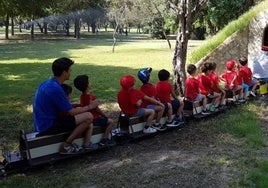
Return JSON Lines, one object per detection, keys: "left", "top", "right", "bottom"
{"left": 155, "top": 81, "right": 173, "bottom": 103}
{"left": 185, "top": 76, "right": 199, "bottom": 100}
{"left": 197, "top": 74, "right": 213, "bottom": 95}
{"left": 117, "top": 88, "right": 145, "bottom": 115}
{"left": 80, "top": 93, "right": 100, "bottom": 119}
{"left": 209, "top": 71, "right": 220, "bottom": 93}
{"left": 221, "top": 71, "right": 238, "bottom": 89}
{"left": 239, "top": 66, "right": 252, "bottom": 85}
{"left": 140, "top": 83, "right": 156, "bottom": 107}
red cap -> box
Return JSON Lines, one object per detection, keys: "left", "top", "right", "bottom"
{"left": 226, "top": 60, "right": 236, "bottom": 70}
{"left": 120, "top": 75, "right": 135, "bottom": 89}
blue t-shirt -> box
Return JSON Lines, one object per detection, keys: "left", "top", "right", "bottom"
{"left": 33, "top": 78, "right": 73, "bottom": 132}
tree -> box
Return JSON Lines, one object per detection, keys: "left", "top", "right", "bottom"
{"left": 167, "top": 0, "right": 208, "bottom": 96}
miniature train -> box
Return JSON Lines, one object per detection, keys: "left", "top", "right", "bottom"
{"left": 1, "top": 82, "right": 267, "bottom": 177}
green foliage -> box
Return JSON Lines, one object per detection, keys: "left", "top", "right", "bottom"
{"left": 242, "top": 160, "right": 268, "bottom": 187}
{"left": 215, "top": 103, "right": 264, "bottom": 148}
{"left": 189, "top": 0, "right": 268, "bottom": 64}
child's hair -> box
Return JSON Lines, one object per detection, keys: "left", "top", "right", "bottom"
{"left": 187, "top": 64, "right": 197, "bottom": 75}
{"left": 201, "top": 62, "right": 213, "bottom": 73}
{"left": 238, "top": 56, "right": 248, "bottom": 66}
{"left": 211, "top": 62, "right": 217, "bottom": 71}
{"left": 158, "top": 69, "right": 170, "bottom": 81}
{"left": 61, "top": 84, "right": 72, "bottom": 97}
{"left": 74, "top": 75, "right": 89, "bottom": 93}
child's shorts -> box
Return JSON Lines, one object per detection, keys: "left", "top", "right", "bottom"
{"left": 163, "top": 99, "right": 181, "bottom": 115}
{"left": 93, "top": 117, "right": 108, "bottom": 127}
{"left": 194, "top": 93, "right": 203, "bottom": 102}
{"left": 242, "top": 83, "right": 249, "bottom": 92}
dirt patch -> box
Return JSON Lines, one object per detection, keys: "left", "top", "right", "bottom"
{"left": 71, "top": 97, "right": 268, "bottom": 188}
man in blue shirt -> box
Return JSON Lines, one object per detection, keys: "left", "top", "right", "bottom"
{"left": 33, "top": 57, "right": 99, "bottom": 154}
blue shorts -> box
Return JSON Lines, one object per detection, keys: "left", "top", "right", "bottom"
{"left": 242, "top": 83, "right": 249, "bottom": 92}
{"left": 93, "top": 117, "right": 108, "bottom": 127}
{"left": 135, "top": 108, "right": 146, "bottom": 116}
{"left": 163, "top": 99, "right": 180, "bottom": 115}
{"left": 194, "top": 94, "right": 203, "bottom": 102}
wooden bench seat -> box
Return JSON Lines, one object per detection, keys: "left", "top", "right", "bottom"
{"left": 18, "top": 126, "right": 105, "bottom": 166}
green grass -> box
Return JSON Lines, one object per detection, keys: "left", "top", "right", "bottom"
{"left": 188, "top": 0, "right": 268, "bottom": 64}
{"left": 0, "top": 32, "right": 267, "bottom": 187}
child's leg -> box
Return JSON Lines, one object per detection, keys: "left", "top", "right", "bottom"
{"left": 220, "top": 89, "right": 226, "bottom": 105}
{"left": 166, "top": 103, "right": 173, "bottom": 122}
{"left": 103, "top": 118, "right": 114, "bottom": 139}
{"left": 212, "top": 92, "right": 221, "bottom": 106}
{"left": 176, "top": 99, "right": 184, "bottom": 119}
{"left": 144, "top": 108, "right": 155, "bottom": 126}
{"left": 154, "top": 104, "right": 164, "bottom": 124}
{"left": 202, "top": 95, "right": 208, "bottom": 111}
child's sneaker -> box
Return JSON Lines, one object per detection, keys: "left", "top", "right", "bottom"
{"left": 250, "top": 91, "right": 256, "bottom": 97}
{"left": 166, "top": 120, "right": 180, "bottom": 127}
{"left": 152, "top": 123, "right": 167, "bottom": 131}
{"left": 201, "top": 110, "right": 211, "bottom": 115}
{"left": 209, "top": 105, "right": 216, "bottom": 112}
{"left": 238, "top": 98, "right": 246, "bottom": 103}
{"left": 143, "top": 126, "right": 157, "bottom": 134}
{"left": 173, "top": 116, "right": 185, "bottom": 126}
{"left": 83, "top": 142, "right": 99, "bottom": 150}
{"left": 99, "top": 138, "right": 114, "bottom": 147}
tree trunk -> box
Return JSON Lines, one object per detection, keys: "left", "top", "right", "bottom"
{"left": 5, "top": 14, "right": 9, "bottom": 39}
{"left": 31, "top": 15, "right": 35, "bottom": 40}
{"left": 11, "top": 18, "right": 14, "bottom": 36}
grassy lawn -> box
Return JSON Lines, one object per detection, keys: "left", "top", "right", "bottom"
{"left": 0, "top": 32, "right": 267, "bottom": 187}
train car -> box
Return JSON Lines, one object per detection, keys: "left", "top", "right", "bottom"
{"left": 1, "top": 84, "right": 265, "bottom": 177}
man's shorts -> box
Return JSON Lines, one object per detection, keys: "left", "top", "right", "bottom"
{"left": 37, "top": 115, "right": 76, "bottom": 136}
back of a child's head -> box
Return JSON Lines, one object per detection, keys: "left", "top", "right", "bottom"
{"left": 211, "top": 62, "right": 217, "bottom": 71}
{"left": 225, "top": 60, "right": 236, "bottom": 71}
{"left": 187, "top": 64, "right": 197, "bottom": 75}
{"left": 238, "top": 56, "right": 248, "bottom": 66}
{"left": 120, "top": 74, "right": 135, "bottom": 90}
{"left": 61, "top": 83, "right": 72, "bottom": 97}
{"left": 201, "top": 62, "right": 213, "bottom": 73}
{"left": 74, "top": 75, "right": 89, "bottom": 93}
{"left": 158, "top": 69, "right": 170, "bottom": 81}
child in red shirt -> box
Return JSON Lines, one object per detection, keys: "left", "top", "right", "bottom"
{"left": 209, "top": 62, "right": 227, "bottom": 108}
{"left": 185, "top": 64, "right": 210, "bottom": 115}
{"left": 74, "top": 75, "right": 114, "bottom": 146}
{"left": 238, "top": 56, "right": 259, "bottom": 97}
{"left": 155, "top": 69, "right": 184, "bottom": 126}
{"left": 117, "top": 75, "right": 163, "bottom": 134}
{"left": 197, "top": 62, "right": 221, "bottom": 111}
{"left": 220, "top": 60, "right": 245, "bottom": 103}
{"left": 138, "top": 68, "right": 166, "bottom": 131}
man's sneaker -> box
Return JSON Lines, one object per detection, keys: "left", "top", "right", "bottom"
{"left": 152, "top": 123, "right": 167, "bottom": 131}
{"left": 201, "top": 110, "right": 211, "bottom": 115}
{"left": 250, "top": 91, "right": 256, "bottom": 97}
{"left": 60, "top": 143, "right": 81, "bottom": 155}
{"left": 143, "top": 126, "right": 157, "bottom": 134}
{"left": 83, "top": 142, "right": 99, "bottom": 150}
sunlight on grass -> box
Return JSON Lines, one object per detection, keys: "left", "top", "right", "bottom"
{"left": 188, "top": 0, "right": 268, "bottom": 63}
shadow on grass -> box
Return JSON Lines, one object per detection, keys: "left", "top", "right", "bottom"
{"left": 0, "top": 62, "right": 142, "bottom": 141}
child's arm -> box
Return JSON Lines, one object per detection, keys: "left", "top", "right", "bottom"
{"left": 144, "top": 95, "right": 165, "bottom": 108}
{"left": 171, "top": 89, "right": 178, "bottom": 100}
{"left": 95, "top": 106, "right": 107, "bottom": 118}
